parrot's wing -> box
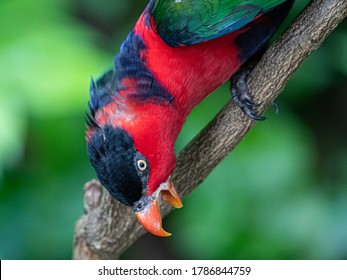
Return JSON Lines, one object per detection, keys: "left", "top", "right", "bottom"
{"left": 150, "top": 0, "right": 288, "bottom": 47}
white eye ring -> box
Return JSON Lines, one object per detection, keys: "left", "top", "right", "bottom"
{"left": 137, "top": 159, "right": 147, "bottom": 171}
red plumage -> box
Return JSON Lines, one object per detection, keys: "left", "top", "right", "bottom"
{"left": 92, "top": 11, "right": 246, "bottom": 195}
{"left": 86, "top": 0, "right": 294, "bottom": 236}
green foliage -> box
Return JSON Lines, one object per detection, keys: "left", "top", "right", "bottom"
{"left": 0, "top": 0, "right": 346, "bottom": 260}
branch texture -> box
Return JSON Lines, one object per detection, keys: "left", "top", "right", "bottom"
{"left": 73, "top": 0, "right": 347, "bottom": 259}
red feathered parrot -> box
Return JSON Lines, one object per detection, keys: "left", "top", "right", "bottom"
{"left": 86, "top": 0, "right": 294, "bottom": 236}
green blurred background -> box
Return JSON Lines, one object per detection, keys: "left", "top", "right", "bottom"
{"left": 1, "top": 0, "right": 346, "bottom": 259}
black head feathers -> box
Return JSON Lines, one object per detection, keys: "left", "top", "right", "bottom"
{"left": 87, "top": 125, "right": 145, "bottom": 207}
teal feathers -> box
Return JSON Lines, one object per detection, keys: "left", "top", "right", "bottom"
{"left": 151, "top": 0, "right": 288, "bottom": 46}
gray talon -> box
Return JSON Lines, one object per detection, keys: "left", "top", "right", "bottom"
{"left": 230, "top": 69, "right": 266, "bottom": 121}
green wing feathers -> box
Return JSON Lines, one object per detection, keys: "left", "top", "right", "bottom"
{"left": 151, "top": 0, "right": 289, "bottom": 47}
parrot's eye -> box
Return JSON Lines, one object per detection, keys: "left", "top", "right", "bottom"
{"left": 135, "top": 201, "right": 144, "bottom": 211}
{"left": 137, "top": 159, "right": 147, "bottom": 171}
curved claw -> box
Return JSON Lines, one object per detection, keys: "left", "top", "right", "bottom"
{"left": 244, "top": 107, "right": 267, "bottom": 121}
{"left": 244, "top": 100, "right": 257, "bottom": 108}
{"left": 232, "top": 94, "right": 266, "bottom": 121}
{"left": 230, "top": 69, "right": 266, "bottom": 121}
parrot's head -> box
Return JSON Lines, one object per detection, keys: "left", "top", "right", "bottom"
{"left": 86, "top": 75, "right": 182, "bottom": 237}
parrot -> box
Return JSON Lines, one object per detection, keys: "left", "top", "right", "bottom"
{"left": 86, "top": 0, "right": 294, "bottom": 237}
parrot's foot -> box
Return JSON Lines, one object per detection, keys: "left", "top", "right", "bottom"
{"left": 230, "top": 69, "right": 267, "bottom": 121}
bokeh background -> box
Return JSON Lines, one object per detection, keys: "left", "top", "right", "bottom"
{"left": 1, "top": 0, "right": 346, "bottom": 260}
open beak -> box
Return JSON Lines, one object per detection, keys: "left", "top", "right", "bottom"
{"left": 136, "top": 200, "right": 171, "bottom": 237}
{"left": 161, "top": 179, "right": 183, "bottom": 208}
{"left": 135, "top": 179, "right": 183, "bottom": 237}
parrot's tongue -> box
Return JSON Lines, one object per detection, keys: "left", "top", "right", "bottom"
{"left": 135, "top": 179, "right": 183, "bottom": 237}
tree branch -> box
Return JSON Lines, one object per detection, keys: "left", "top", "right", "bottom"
{"left": 73, "top": 0, "right": 347, "bottom": 259}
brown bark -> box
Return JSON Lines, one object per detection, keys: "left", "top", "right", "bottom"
{"left": 73, "top": 0, "right": 347, "bottom": 259}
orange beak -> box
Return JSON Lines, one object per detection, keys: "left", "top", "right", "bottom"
{"left": 135, "top": 179, "right": 183, "bottom": 237}
{"left": 161, "top": 179, "right": 183, "bottom": 208}
{"left": 136, "top": 200, "right": 171, "bottom": 237}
